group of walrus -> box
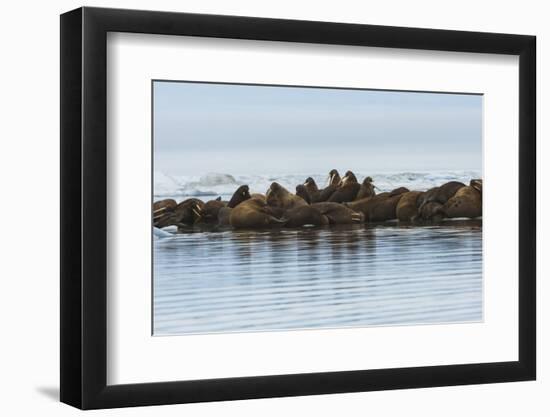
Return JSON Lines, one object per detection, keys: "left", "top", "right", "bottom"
{"left": 153, "top": 169, "right": 482, "bottom": 230}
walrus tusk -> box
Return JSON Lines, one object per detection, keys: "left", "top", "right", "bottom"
{"left": 192, "top": 208, "right": 202, "bottom": 218}
{"left": 153, "top": 207, "right": 167, "bottom": 215}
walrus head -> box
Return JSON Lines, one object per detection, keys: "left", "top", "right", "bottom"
{"left": 470, "top": 179, "right": 483, "bottom": 196}
{"left": 190, "top": 201, "right": 202, "bottom": 220}
{"left": 303, "top": 177, "right": 318, "bottom": 192}
{"left": 356, "top": 176, "right": 377, "bottom": 198}
{"left": 266, "top": 182, "right": 293, "bottom": 208}
{"left": 266, "top": 182, "right": 280, "bottom": 195}
{"left": 193, "top": 198, "right": 226, "bottom": 223}
{"left": 268, "top": 182, "right": 291, "bottom": 194}
{"left": 228, "top": 185, "right": 251, "bottom": 208}
{"left": 175, "top": 198, "right": 205, "bottom": 225}
{"left": 327, "top": 169, "right": 341, "bottom": 187}
{"left": 341, "top": 171, "right": 358, "bottom": 185}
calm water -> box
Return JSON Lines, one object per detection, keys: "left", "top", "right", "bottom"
{"left": 153, "top": 221, "right": 482, "bottom": 336}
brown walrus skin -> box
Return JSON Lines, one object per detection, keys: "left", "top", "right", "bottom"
{"left": 345, "top": 196, "right": 375, "bottom": 214}
{"left": 321, "top": 169, "right": 343, "bottom": 200}
{"left": 229, "top": 198, "right": 285, "bottom": 229}
{"left": 355, "top": 176, "right": 376, "bottom": 200}
{"left": 310, "top": 202, "right": 364, "bottom": 224}
{"left": 344, "top": 192, "right": 403, "bottom": 222}
{"left": 194, "top": 198, "right": 226, "bottom": 224}
{"left": 417, "top": 181, "right": 465, "bottom": 208}
{"left": 328, "top": 171, "right": 360, "bottom": 203}
{"left": 396, "top": 191, "right": 423, "bottom": 222}
{"left": 470, "top": 179, "right": 482, "bottom": 197}
{"left": 328, "top": 169, "right": 342, "bottom": 187}
{"left": 266, "top": 182, "right": 307, "bottom": 211}
{"left": 302, "top": 177, "right": 320, "bottom": 201}
{"left": 295, "top": 184, "right": 311, "bottom": 204}
{"left": 217, "top": 185, "right": 255, "bottom": 226}
{"left": 444, "top": 186, "right": 482, "bottom": 218}
{"left": 227, "top": 185, "right": 252, "bottom": 208}
{"left": 389, "top": 187, "right": 410, "bottom": 197}
{"left": 217, "top": 206, "right": 233, "bottom": 226}
{"left": 153, "top": 198, "right": 177, "bottom": 213}
{"left": 155, "top": 177, "right": 483, "bottom": 229}
{"left": 153, "top": 199, "right": 178, "bottom": 226}
{"left": 303, "top": 176, "right": 340, "bottom": 203}
{"left": 251, "top": 193, "right": 266, "bottom": 202}
{"left": 366, "top": 194, "right": 404, "bottom": 222}
{"left": 419, "top": 201, "right": 446, "bottom": 222}
{"left": 300, "top": 169, "right": 342, "bottom": 203}
{"left": 155, "top": 198, "right": 204, "bottom": 227}
{"left": 282, "top": 205, "right": 329, "bottom": 227}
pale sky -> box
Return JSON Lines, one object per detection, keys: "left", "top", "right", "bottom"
{"left": 153, "top": 81, "right": 482, "bottom": 176}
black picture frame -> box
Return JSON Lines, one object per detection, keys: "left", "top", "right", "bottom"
{"left": 60, "top": 6, "right": 536, "bottom": 410}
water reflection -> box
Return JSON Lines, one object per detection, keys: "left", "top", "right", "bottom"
{"left": 153, "top": 221, "right": 482, "bottom": 335}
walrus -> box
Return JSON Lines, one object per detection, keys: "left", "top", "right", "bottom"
{"left": 418, "top": 201, "right": 446, "bottom": 222}
{"left": 345, "top": 196, "right": 375, "bottom": 213}
{"left": 396, "top": 191, "right": 424, "bottom": 222}
{"left": 227, "top": 185, "right": 252, "bottom": 208}
{"left": 311, "top": 202, "right": 364, "bottom": 224}
{"left": 344, "top": 192, "right": 403, "bottom": 222}
{"left": 266, "top": 182, "right": 307, "bottom": 210}
{"left": 328, "top": 169, "right": 342, "bottom": 187}
{"left": 470, "top": 179, "right": 483, "bottom": 197}
{"left": 155, "top": 198, "right": 205, "bottom": 228}
{"left": 193, "top": 198, "right": 226, "bottom": 224}
{"left": 303, "top": 176, "right": 339, "bottom": 203}
{"left": 328, "top": 171, "right": 360, "bottom": 203}
{"left": 366, "top": 194, "right": 404, "bottom": 222}
{"left": 282, "top": 205, "right": 329, "bottom": 227}
{"left": 302, "top": 177, "right": 324, "bottom": 202}
{"left": 417, "top": 181, "right": 465, "bottom": 208}
{"left": 444, "top": 185, "right": 482, "bottom": 218}
{"left": 229, "top": 198, "right": 285, "bottom": 229}
{"left": 153, "top": 199, "right": 177, "bottom": 225}
{"left": 295, "top": 184, "right": 311, "bottom": 204}
{"left": 211, "top": 185, "right": 254, "bottom": 226}
{"left": 153, "top": 198, "right": 177, "bottom": 213}
{"left": 217, "top": 206, "right": 232, "bottom": 226}
{"left": 307, "top": 169, "right": 343, "bottom": 202}
{"left": 302, "top": 177, "right": 319, "bottom": 200}
{"left": 355, "top": 176, "right": 376, "bottom": 200}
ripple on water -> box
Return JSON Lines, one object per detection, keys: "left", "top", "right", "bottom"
{"left": 153, "top": 222, "right": 482, "bottom": 336}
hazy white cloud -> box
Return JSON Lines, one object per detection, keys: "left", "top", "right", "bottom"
{"left": 153, "top": 81, "right": 482, "bottom": 175}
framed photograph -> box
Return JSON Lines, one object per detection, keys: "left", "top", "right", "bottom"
{"left": 60, "top": 6, "right": 536, "bottom": 409}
